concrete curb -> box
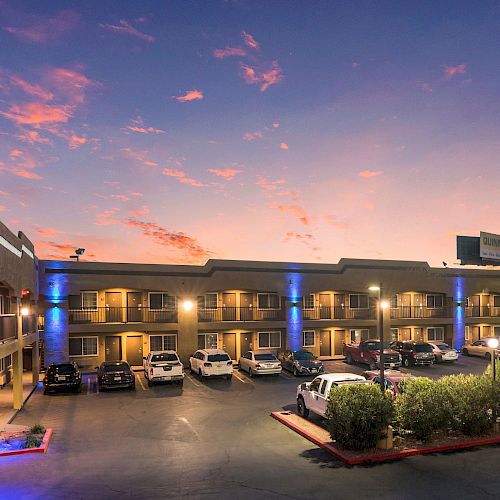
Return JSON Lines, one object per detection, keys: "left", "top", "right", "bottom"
{"left": 271, "top": 411, "right": 500, "bottom": 465}
{"left": 0, "top": 428, "right": 53, "bottom": 457}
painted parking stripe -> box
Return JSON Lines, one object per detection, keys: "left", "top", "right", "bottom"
{"left": 280, "top": 371, "right": 295, "bottom": 380}
{"left": 232, "top": 371, "right": 250, "bottom": 384}
{"left": 136, "top": 374, "right": 146, "bottom": 391}
{"left": 184, "top": 373, "right": 202, "bottom": 388}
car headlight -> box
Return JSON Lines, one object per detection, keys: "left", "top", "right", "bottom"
{"left": 376, "top": 355, "right": 380, "bottom": 361}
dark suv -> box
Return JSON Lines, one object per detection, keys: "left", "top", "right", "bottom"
{"left": 390, "top": 341, "right": 435, "bottom": 367}
{"left": 278, "top": 350, "right": 325, "bottom": 376}
{"left": 97, "top": 361, "right": 136, "bottom": 391}
{"left": 43, "top": 363, "right": 82, "bottom": 394}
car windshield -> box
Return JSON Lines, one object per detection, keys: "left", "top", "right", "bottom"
{"left": 103, "top": 363, "right": 129, "bottom": 372}
{"left": 294, "top": 351, "right": 315, "bottom": 360}
{"left": 436, "top": 344, "right": 450, "bottom": 350}
{"left": 415, "top": 344, "right": 433, "bottom": 352}
{"left": 208, "top": 354, "right": 230, "bottom": 362}
{"left": 366, "top": 342, "right": 391, "bottom": 351}
{"left": 254, "top": 354, "right": 277, "bottom": 361}
{"left": 151, "top": 354, "right": 178, "bottom": 362}
{"left": 51, "top": 364, "right": 75, "bottom": 374}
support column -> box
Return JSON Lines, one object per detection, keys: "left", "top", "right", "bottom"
{"left": 44, "top": 301, "right": 69, "bottom": 365}
{"left": 32, "top": 341, "right": 40, "bottom": 385}
{"left": 286, "top": 300, "right": 303, "bottom": 351}
{"left": 12, "top": 298, "right": 24, "bottom": 410}
{"left": 177, "top": 299, "right": 198, "bottom": 365}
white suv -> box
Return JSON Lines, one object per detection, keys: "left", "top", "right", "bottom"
{"left": 189, "top": 349, "right": 233, "bottom": 380}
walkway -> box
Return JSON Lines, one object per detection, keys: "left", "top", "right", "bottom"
{"left": 0, "top": 371, "right": 38, "bottom": 429}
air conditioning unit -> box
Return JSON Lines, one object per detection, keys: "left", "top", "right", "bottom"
{"left": 0, "top": 369, "right": 12, "bottom": 387}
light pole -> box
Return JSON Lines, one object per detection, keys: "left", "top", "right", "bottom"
{"left": 487, "top": 338, "right": 499, "bottom": 381}
{"left": 369, "top": 285, "right": 389, "bottom": 392}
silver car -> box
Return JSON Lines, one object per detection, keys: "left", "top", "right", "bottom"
{"left": 462, "top": 337, "right": 500, "bottom": 360}
{"left": 239, "top": 351, "right": 282, "bottom": 377}
{"left": 428, "top": 342, "right": 458, "bottom": 363}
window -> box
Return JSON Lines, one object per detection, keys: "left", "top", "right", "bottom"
{"left": 149, "top": 293, "right": 176, "bottom": 310}
{"left": 494, "top": 296, "right": 500, "bottom": 307}
{"left": 309, "top": 378, "right": 321, "bottom": 392}
{"left": 0, "top": 295, "right": 4, "bottom": 315}
{"left": 258, "top": 331, "right": 281, "bottom": 349}
{"left": 257, "top": 293, "right": 280, "bottom": 310}
{"left": 390, "top": 295, "right": 398, "bottom": 308}
{"left": 1, "top": 354, "right": 12, "bottom": 372}
{"left": 303, "top": 294, "right": 315, "bottom": 310}
{"left": 427, "top": 327, "right": 444, "bottom": 341}
{"left": 319, "top": 379, "right": 328, "bottom": 395}
{"left": 69, "top": 336, "right": 98, "bottom": 357}
{"left": 426, "top": 294, "right": 444, "bottom": 308}
{"left": 197, "top": 293, "right": 218, "bottom": 310}
{"left": 302, "top": 330, "right": 315, "bottom": 347}
{"left": 350, "top": 329, "right": 369, "bottom": 343}
{"left": 198, "top": 333, "right": 218, "bottom": 349}
{"left": 390, "top": 328, "right": 399, "bottom": 342}
{"left": 349, "top": 294, "right": 368, "bottom": 309}
{"left": 465, "top": 325, "right": 470, "bottom": 341}
{"left": 81, "top": 292, "right": 98, "bottom": 310}
{"left": 149, "top": 334, "right": 177, "bottom": 351}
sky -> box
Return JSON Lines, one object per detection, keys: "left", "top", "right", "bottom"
{"left": 1, "top": 0, "right": 500, "bottom": 266}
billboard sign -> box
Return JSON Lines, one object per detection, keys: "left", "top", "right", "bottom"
{"left": 480, "top": 231, "right": 500, "bottom": 261}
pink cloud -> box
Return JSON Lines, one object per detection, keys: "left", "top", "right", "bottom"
{"left": 213, "top": 47, "right": 247, "bottom": 59}
{"left": 99, "top": 19, "right": 155, "bottom": 43}
{"left": 44, "top": 67, "right": 93, "bottom": 105}
{"left": 323, "top": 214, "right": 349, "bottom": 229}
{"left": 359, "top": 170, "right": 383, "bottom": 178}
{"left": 34, "top": 240, "right": 96, "bottom": 260}
{"left": 279, "top": 142, "right": 289, "bottom": 150}
{"left": 36, "top": 227, "right": 59, "bottom": 237}
{"left": 173, "top": 89, "right": 204, "bottom": 102}
{"left": 3, "top": 10, "right": 79, "bottom": 43}
{"left": 0, "top": 205, "right": 6, "bottom": 212}
{"left": 256, "top": 176, "right": 287, "bottom": 193}
{"left": 443, "top": 64, "right": 466, "bottom": 78}
{"left": 122, "top": 218, "right": 212, "bottom": 261}
{"left": 95, "top": 208, "right": 120, "bottom": 226}
{"left": 270, "top": 203, "right": 310, "bottom": 226}
{"left": 109, "top": 194, "right": 131, "bottom": 202}
{"left": 6, "top": 74, "right": 54, "bottom": 101}
{"left": 0, "top": 102, "right": 73, "bottom": 126}
{"left": 125, "top": 116, "right": 165, "bottom": 134}
{"left": 243, "top": 130, "right": 263, "bottom": 141}
{"left": 285, "top": 231, "right": 316, "bottom": 246}
{"left": 272, "top": 123, "right": 280, "bottom": 128}
{"left": 16, "top": 130, "right": 51, "bottom": 145}
{"left": 129, "top": 205, "right": 150, "bottom": 217}
{"left": 240, "top": 61, "right": 283, "bottom": 91}
{"left": 208, "top": 168, "right": 242, "bottom": 180}
{"left": 121, "top": 147, "right": 158, "bottom": 167}
{"left": 163, "top": 168, "right": 207, "bottom": 187}
{"left": 9, "top": 169, "right": 42, "bottom": 180}
{"left": 242, "top": 31, "right": 259, "bottom": 50}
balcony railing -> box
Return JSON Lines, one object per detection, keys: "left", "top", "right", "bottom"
{"left": 22, "top": 314, "right": 38, "bottom": 335}
{"left": 0, "top": 314, "right": 17, "bottom": 343}
{"left": 465, "top": 306, "right": 500, "bottom": 318}
{"left": 302, "top": 307, "right": 376, "bottom": 320}
{"left": 68, "top": 307, "right": 178, "bottom": 324}
{"left": 198, "top": 307, "right": 285, "bottom": 322}
{"left": 390, "top": 306, "right": 451, "bottom": 319}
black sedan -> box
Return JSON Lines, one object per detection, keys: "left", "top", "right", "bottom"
{"left": 278, "top": 350, "right": 325, "bottom": 376}
{"left": 43, "top": 363, "right": 82, "bottom": 394}
{"left": 97, "top": 361, "right": 135, "bottom": 391}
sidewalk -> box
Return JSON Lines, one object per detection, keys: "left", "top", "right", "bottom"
{"left": 0, "top": 372, "right": 38, "bottom": 429}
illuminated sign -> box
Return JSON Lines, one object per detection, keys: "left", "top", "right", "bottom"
{"left": 480, "top": 231, "right": 500, "bottom": 262}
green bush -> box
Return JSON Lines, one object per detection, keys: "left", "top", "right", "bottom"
{"left": 326, "top": 384, "right": 393, "bottom": 450}
{"left": 24, "top": 434, "right": 42, "bottom": 449}
{"left": 395, "top": 377, "right": 449, "bottom": 441}
{"left": 29, "top": 424, "right": 45, "bottom": 435}
{"left": 484, "top": 359, "right": 500, "bottom": 381}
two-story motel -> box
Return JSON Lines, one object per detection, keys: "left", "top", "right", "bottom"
{"left": 37, "top": 257, "right": 500, "bottom": 368}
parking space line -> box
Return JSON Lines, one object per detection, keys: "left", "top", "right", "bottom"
{"left": 185, "top": 373, "right": 202, "bottom": 388}
{"left": 136, "top": 374, "right": 146, "bottom": 391}
{"left": 280, "top": 371, "right": 295, "bottom": 380}
{"left": 232, "top": 370, "right": 250, "bottom": 384}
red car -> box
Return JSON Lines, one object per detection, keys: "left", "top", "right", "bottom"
{"left": 362, "top": 369, "right": 415, "bottom": 398}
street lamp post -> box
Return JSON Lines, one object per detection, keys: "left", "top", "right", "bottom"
{"left": 487, "top": 338, "right": 499, "bottom": 381}
{"left": 369, "top": 285, "right": 389, "bottom": 392}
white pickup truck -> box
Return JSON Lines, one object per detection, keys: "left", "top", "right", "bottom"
{"left": 143, "top": 351, "right": 184, "bottom": 387}
{"left": 296, "top": 373, "right": 372, "bottom": 419}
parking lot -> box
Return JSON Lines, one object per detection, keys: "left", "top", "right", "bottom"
{"left": 1, "top": 355, "right": 498, "bottom": 499}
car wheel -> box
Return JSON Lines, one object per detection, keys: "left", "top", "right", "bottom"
{"left": 76, "top": 383, "right": 82, "bottom": 393}
{"left": 297, "top": 396, "right": 309, "bottom": 418}
{"left": 43, "top": 388, "right": 48, "bottom": 395}
{"left": 293, "top": 367, "right": 299, "bottom": 377}
{"left": 346, "top": 354, "right": 353, "bottom": 365}
{"left": 403, "top": 357, "right": 411, "bottom": 368}
{"left": 199, "top": 369, "right": 204, "bottom": 381}
{"left": 248, "top": 368, "right": 253, "bottom": 378}
{"left": 226, "top": 374, "right": 232, "bottom": 381}
{"left": 486, "top": 352, "right": 492, "bottom": 361}
{"left": 130, "top": 383, "right": 136, "bottom": 390}
{"left": 462, "top": 348, "right": 469, "bottom": 356}
{"left": 147, "top": 378, "right": 152, "bottom": 387}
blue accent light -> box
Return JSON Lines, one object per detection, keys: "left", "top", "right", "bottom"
{"left": 287, "top": 271, "right": 303, "bottom": 350}
{"left": 454, "top": 277, "right": 465, "bottom": 351}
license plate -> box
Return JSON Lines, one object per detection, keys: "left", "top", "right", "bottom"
{"left": 57, "top": 375, "right": 66, "bottom": 381}
{"left": 390, "top": 363, "right": 395, "bottom": 367}
{"left": 114, "top": 376, "right": 121, "bottom": 381}
{"left": 171, "top": 375, "right": 182, "bottom": 380}
{"left": 311, "top": 368, "right": 317, "bottom": 373}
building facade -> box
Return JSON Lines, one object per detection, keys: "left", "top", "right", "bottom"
{"left": 0, "top": 221, "right": 40, "bottom": 410}
{"left": 38, "top": 258, "right": 500, "bottom": 368}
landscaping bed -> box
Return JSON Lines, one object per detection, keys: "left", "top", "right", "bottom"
{"left": 271, "top": 410, "right": 500, "bottom": 465}
{"left": 0, "top": 424, "right": 52, "bottom": 457}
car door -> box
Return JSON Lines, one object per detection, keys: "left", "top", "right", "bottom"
{"left": 240, "top": 352, "right": 250, "bottom": 372}
{"left": 469, "top": 340, "right": 484, "bottom": 356}
{"left": 313, "top": 378, "right": 330, "bottom": 417}
{"left": 282, "top": 351, "right": 292, "bottom": 371}
{"left": 304, "top": 377, "right": 322, "bottom": 413}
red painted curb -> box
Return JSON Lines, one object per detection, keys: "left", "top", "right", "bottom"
{"left": 0, "top": 428, "right": 53, "bottom": 458}
{"left": 271, "top": 411, "right": 500, "bottom": 465}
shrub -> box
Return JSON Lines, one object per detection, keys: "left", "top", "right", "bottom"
{"left": 24, "top": 434, "right": 42, "bottom": 449}
{"left": 326, "top": 384, "right": 393, "bottom": 450}
{"left": 395, "top": 377, "right": 448, "bottom": 441}
{"left": 484, "top": 359, "right": 500, "bottom": 382}
{"left": 29, "top": 424, "right": 45, "bottom": 435}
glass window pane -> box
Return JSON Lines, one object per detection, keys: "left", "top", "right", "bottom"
{"left": 197, "top": 335, "right": 205, "bottom": 349}
{"left": 82, "top": 337, "right": 97, "bottom": 356}
{"left": 258, "top": 295, "right": 268, "bottom": 309}
{"left": 359, "top": 295, "right": 368, "bottom": 308}
{"left": 69, "top": 337, "right": 82, "bottom": 356}
{"left": 150, "top": 335, "right": 163, "bottom": 351}
{"left": 269, "top": 294, "right": 280, "bottom": 309}
{"left": 149, "top": 293, "right": 163, "bottom": 310}
{"left": 82, "top": 292, "right": 97, "bottom": 310}
{"left": 163, "top": 335, "right": 177, "bottom": 350}
{"left": 163, "top": 295, "right": 176, "bottom": 310}
{"left": 270, "top": 331, "right": 281, "bottom": 348}
{"left": 206, "top": 294, "right": 218, "bottom": 309}
{"left": 259, "top": 333, "right": 270, "bottom": 348}
{"left": 207, "top": 334, "right": 218, "bottom": 349}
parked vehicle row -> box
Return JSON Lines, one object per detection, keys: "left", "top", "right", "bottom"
{"left": 343, "top": 339, "right": 402, "bottom": 369}
{"left": 189, "top": 349, "right": 233, "bottom": 380}
{"left": 461, "top": 337, "right": 500, "bottom": 360}
{"left": 144, "top": 351, "right": 184, "bottom": 386}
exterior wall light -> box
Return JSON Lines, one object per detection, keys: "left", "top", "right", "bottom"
{"left": 380, "top": 300, "right": 389, "bottom": 310}
{"left": 182, "top": 300, "right": 194, "bottom": 312}
{"left": 368, "top": 286, "right": 381, "bottom": 292}
{"left": 21, "top": 307, "right": 30, "bottom": 316}
{"left": 487, "top": 338, "right": 499, "bottom": 349}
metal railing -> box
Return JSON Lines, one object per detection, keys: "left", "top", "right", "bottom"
{"left": 302, "top": 306, "right": 376, "bottom": 320}
{"left": 465, "top": 306, "right": 500, "bottom": 318}
{"left": 22, "top": 314, "right": 38, "bottom": 335}
{"left": 390, "top": 306, "right": 452, "bottom": 319}
{"left": 68, "top": 307, "right": 178, "bottom": 324}
{"left": 198, "top": 307, "right": 285, "bottom": 322}
{"left": 0, "top": 314, "right": 17, "bottom": 342}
